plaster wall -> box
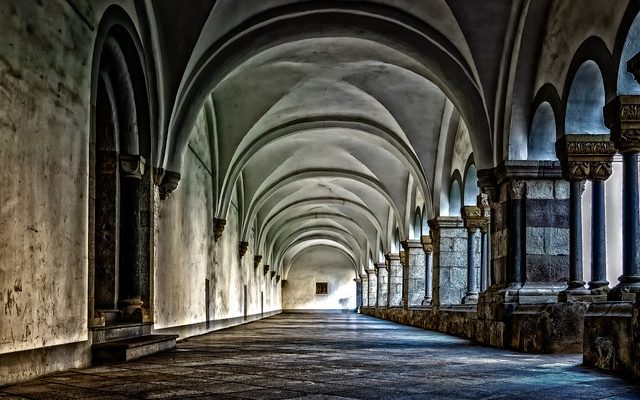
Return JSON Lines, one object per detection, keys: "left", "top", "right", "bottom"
{"left": 283, "top": 247, "right": 356, "bottom": 310}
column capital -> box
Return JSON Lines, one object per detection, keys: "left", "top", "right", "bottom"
{"left": 556, "top": 134, "right": 616, "bottom": 181}
{"left": 263, "top": 265, "right": 270, "bottom": 276}
{"left": 154, "top": 168, "right": 181, "bottom": 200}
{"left": 605, "top": 95, "right": 640, "bottom": 153}
{"left": 213, "top": 218, "right": 226, "bottom": 241}
{"left": 366, "top": 268, "right": 376, "bottom": 276}
{"left": 401, "top": 239, "right": 423, "bottom": 250}
{"left": 359, "top": 273, "right": 368, "bottom": 280}
{"left": 374, "top": 262, "right": 387, "bottom": 271}
{"left": 239, "top": 241, "right": 249, "bottom": 259}
{"left": 420, "top": 235, "right": 433, "bottom": 254}
{"left": 462, "top": 206, "right": 488, "bottom": 233}
{"left": 120, "top": 154, "right": 146, "bottom": 179}
{"left": 254, "top": 255, "right": 262, "bottom": 270}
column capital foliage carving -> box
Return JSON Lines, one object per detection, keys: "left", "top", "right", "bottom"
{"left": 239, "top": 241, "right": 249, "bottom": 259}
{"left": 254, "top": 255, "right": 262, "bottom": 270}
{"left": 462, "top": 206, "right": 487, "bottom": 233}
{"left": 420, "top": 235, "right": 433, "bottom": 254}
{"left": 213, "top": 218, "right": 226, "bottom": 241}
{"left": 556, "top": 134, "right": 616, "bottom": 181}
{"left": 156, "top": 169, "right": 181, "bottom": 200}
{"left": 509, "top": 180, "right": 526, "bottom": 200}
{"left": 605, "top": 95, "right": 640, "bottom": 154}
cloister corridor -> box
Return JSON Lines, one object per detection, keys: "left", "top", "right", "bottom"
{"left": 1, "top": 312, "right": 639, "bottom": 400}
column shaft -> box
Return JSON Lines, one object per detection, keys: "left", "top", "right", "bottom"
{"left": 480, "top": 231, "right": 488, "bottom": 291}
{"left": 568, "top": 180, "right": 586, "bottom": 290}
{"left": 387, "top": 255, "right": 403, "bottom": 307}
{"left": 589, "top": 180, "right": 608, "bottom": 290}
{"left": 463, "top": 229, "right": 479, "bottom": 304}
{"left": 367, "top": 271, "right": 377, "bottom": 307}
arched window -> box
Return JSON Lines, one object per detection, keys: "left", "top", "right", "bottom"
{"left": 528, "top": 102, "right": 557, "bottom": 160}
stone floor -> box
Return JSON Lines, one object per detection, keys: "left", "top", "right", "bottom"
{"left": 2, "top": 312, "right": 640, "bottom": 400}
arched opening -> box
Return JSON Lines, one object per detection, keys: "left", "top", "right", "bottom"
{"left": 528, "top": 102, "right": 557, "bottom": 160}
{"left": 565, "top": 61, "right": 608, "bottom": 134}
{"left": 412, "top": 207, "right": 422, "bottom": 240}
{"left": 463, "top": 164, "right": 479, "bottom": 206}
{"left": 90, "top": 21, "right": 152, "bottom": 328}
{"left": 617, "top": 12, "right": 640, "bottom": 95}
{"left": 448, "top": 176, "right": 462, "bottom": 217}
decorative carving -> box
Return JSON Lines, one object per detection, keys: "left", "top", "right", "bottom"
{"left": 275, "top": 274, "right": 281, "bottom": 282}
{"left": 239, "top": 241, "right": 249, "bottom": 259}
{"left": 264, "top": 265, "right": 270, "bottom": 276}
{"left": 509, "top": 180, "right": 525, "bottom": 200}
{"left": 270, "top": 271, "right": 276, "bottom": 279}
{"left": 462, "top": 206, "right": 487, "bottom": 233}
{"left": 281, "top": 279, "right": 287, "bottom": 289}
{"left": 628, "top": 52, "right": 640, "bottom": 84}
{"left": 420, "top": 235, "right": 433, "bottom": 254}
{"left": 254, "top": 255, "right": 262, "bottom": 270}
{"left": 213, "top": 218, "right": 226, "bottom": 241}
{"left": 159, "top": 170, "right": 180, "bottom": 200}
{"left": 605, "top": 96, "right": 640, "bottom": 153}
{"left": 120, "top": 154, "right": 146, "bottom": 179}
{"left": 556, "top": 134, "right": 616, "bottom": 181}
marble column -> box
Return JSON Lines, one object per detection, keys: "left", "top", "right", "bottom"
{"left": 118, "top": 155, "right": 146, "bottom": 318}
{"left": 367, "top": 268, "right": 377, "bottom": 307}
{"left": 360, "top": 273, "right": 369, "bottom": 307}
{"left": 605, "top": 95, "right": 640, "bottom": 299}
{"left": 375, "top": 262, "right": 388, "bottom": 308}
{"left": 402, "top": 240, "right": 426, "bottom": 307}
{"left": 386, "top": 253, "right": 403, "bottom": 307}
{"left": 421, "top": 235, "right": 433, "bottom": 305}
{"left": 462, "top": 206, "right": 484, "bottom": 304}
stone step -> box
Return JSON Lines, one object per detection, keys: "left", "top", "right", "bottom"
{"left": 92, "top": 334, "right": 178, "bottom": 364}
{"left": 92, "top": 322, "right": 153, "bottom": 344}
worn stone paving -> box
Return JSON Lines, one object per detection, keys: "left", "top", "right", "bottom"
{"left": 1, "top": 312, "right": 640, "bottom": 400}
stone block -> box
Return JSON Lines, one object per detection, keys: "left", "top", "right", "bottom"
{"left": 554, "top": 180, "right": 570, "bottom": 200}
{"left": 525, "top": 199, "right": 569, "bottom": 228}
{"left": 525, "top": 254, "right": 569, "bottom": 282}
{"left": 526, "top": 180, "right": 554, "bottom": 199}
{"left": 525, "top": 227, "right": 545, "bottom": 255}
{"left": 544, "top": 228, "right": 569, "bottom": 255}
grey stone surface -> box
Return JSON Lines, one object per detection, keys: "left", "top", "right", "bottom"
{"left": 3, "top": 312, "right": 640, "bottom": 400}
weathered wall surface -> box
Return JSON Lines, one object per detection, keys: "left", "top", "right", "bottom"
{"left": 154, "top": 110, "right": 281, "bottom": 338}
{"left": 283, "top": 247, "right": 356, "bottom": 310}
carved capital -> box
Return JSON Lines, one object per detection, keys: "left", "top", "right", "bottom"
{"left": 239, "top": 241, "right": 249, "bottom": 259}
{"left": 254, "top": 255, "right": 262, "bottom": 270}
{"left": 556, "top": 134, "right": 616, "bottom": 181}
{"left": 213, "top": 218, "right": 226, "bottom": 242}
{"left": 158, "top": 170, "right": 180, "bottom": 200}
{"left": 605, "top": 96, "right": 640, "bottom": 154}
{"left": 270, "top": 271, "right": 276, "bottom": 279}
{"left": 275, "top": 274, "right": 281, "bottom": 282}
{"left": 263, "top": 265, "right": 270, "bottom": 276}
{"left": 509, "top": 180, "right": 526, "bottom": 200}
{"left": 120, "top": 154, "right": 146, "bottom": 179}
{"left": 420, "top": 235, "right": 433, "bottom": 254}
{"left": 462, "top": 206, "right": 487, "bottom": 233}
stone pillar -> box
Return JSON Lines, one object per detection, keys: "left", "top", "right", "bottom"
{"left": 401, "top": 240, "right": 426, "bottom": 308}
{"left": 367, "top": 268, "right": 377, "bottom": 307}
{"left": 386, "top": 253, "right": 403, "bottom": 307}
{"left": 462, "top": 206, "right": 485, "bottom": 304}
{"left": 400, "top": 250, "right": 408, "bottom": 308}
{"left": 605, "top": 96, "right": 640, "bottom": 299}
{"left": 428, "top": 217, "right": 467, "bottom": 305}
{"left": 355, "top": 278, "right": 362, "bottom": 310}
{"left": 478, "top": 193, "right": 491, "bottom": 291}
{"left": 118, "top": 155, "right": 145, "bottom": 318}
{"left": 360, "top": 273, "right": 369, "bottom": 307}
{"left": 421, "top": 235, "right": 433, "bottom": 305}
{"left": 477, "top": 161, "right": 570, "bottom": 302}
{"left": 375, "top": 262, "right": 388, "bottom": 308}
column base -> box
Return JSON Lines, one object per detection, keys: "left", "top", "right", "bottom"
{"left": 588, "top": 281, "right": 610, "bottom": 293}
{"left": 421, "top": 297, "right": 432, "bottom": 306}
{"left": 462, "top": 293, "right": 479, "bottom": 304}
{"left": 558, "top": 288, "right": 592, "bottom": 301}
{"left": 608, "top": 276, "right": 640, "bottom": 301}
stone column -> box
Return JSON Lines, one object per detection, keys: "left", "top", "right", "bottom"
{"left": 386, "top": 253, "right": 403, "bottom": 307}
{"left": 421, "top": 235, "right": 433, "bottom": 305}
{"left": 355, "top": 278, "right": 362, "bottom": 310}
{"left": 478, "top": 193, "right": 491, "bottom": 291}
{"left": 402, "top": 240, "right": 426, "bottom": 307}
{"left": 462, "top": 206, "right": 485, "bottom": 304}
{"left": 557, "top": 135, "right": 617, "bottom": 298}
{"left": 367, "top": 268, "right": 377, "bottom": 307}
{"left": 428, "top": 217, "right": 467, "bottom": 305}
{"left": 118, "top": 155, "right": 145, "bottom": 318}
{"left": 360, "top": 273, "right": 369, "bottom": 307}
{"left": 605, "top": 96, "right": 640, "bottom": 299}
{"left": 400, "top": 250, "right": 408, "bottom": 308}
{"left": 375, "top": 262, "right": 388, "bottom": 308}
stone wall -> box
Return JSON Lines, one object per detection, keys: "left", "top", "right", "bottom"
{"left": 429, "top": 217, "right": 469, "bottom": 305}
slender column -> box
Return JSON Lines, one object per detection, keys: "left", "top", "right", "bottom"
{"left": 118, "top": 155, "right": 146, "bottom": 317}
{"left": 355, "top": 278, "right": 362, "bottom": 310}
{"left": 386, "top": 253, "right": 403, "bottom": 307}
{"left": 366, "top": 269, "right": 377, "bottom": 307}
{"left": 375, "top": 262, "right": 388, "bottom": 307}
{"left": 360, "top": 273, "right": 369, "bottom": 307}
{"left": 462, "top": 206, "right": 483, "bottom": 304}
{"left": 421, "top": 235, "right": 433, "bottom": 305}
{"left": 478, "top": 193, "right": 490, "bottom": 292}
{"left": 399, "top": 250, "right": 408, "bottom": 308}
{"left": 604, "top": 96, "right": 640, "bottom": 298}
{"left": 589, "top": 180, "right": 609, "bottom": 291}
{"left": 509, "top": 181, "right": 524, "bottom": 285}
{"left": 557, "top": 134, "right": 616, "bottom": 295}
